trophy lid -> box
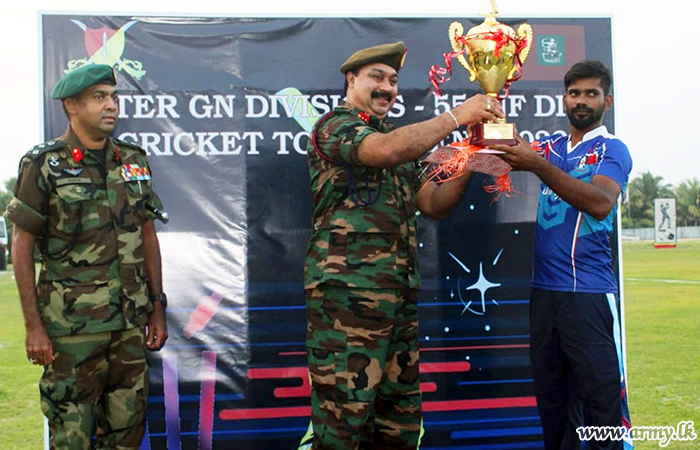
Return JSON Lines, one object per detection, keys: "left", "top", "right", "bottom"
{"left": 467, "top": 16, "right": 516, "bottom": 39}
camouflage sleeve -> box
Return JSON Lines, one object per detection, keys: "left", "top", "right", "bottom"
{"left": 145, "top": 190, "right": 164, "bottom": 222}
{"left": 4, "top": 156, "right": 48, "bottom": 236}
{"left": 144, "top": 161, "right": 164, "bottom": 223}
{"left": 317, "top": 115, "right": 379, "bottom": 165}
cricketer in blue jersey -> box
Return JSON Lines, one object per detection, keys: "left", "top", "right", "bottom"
{"left": 494, "top": 60, "right": 633, "bottom": 450}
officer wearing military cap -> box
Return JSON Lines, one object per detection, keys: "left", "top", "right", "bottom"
{"left": 5, "top": 63, "right": 167, "bottom": 449}
{"left": 302, "top": 42, "right": 504, "bottom": 450}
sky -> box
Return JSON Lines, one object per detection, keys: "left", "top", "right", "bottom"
{"left": 2, "top": 1, "right": 699, "bottom": 188}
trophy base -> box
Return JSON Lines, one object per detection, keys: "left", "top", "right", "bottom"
{"left": 470, "top": 122, "right": 517, "bottom": 147}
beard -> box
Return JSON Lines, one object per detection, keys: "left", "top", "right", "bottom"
{"left": 566, "top": 104, "right": 605, "bottom": 130}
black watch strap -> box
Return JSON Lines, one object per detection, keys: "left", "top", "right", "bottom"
{"left": 149, "top": 292, "right": 167, "bottom": 307}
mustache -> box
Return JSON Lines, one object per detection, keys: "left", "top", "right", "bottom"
{"left": 371, "top": 90, "right": 393, "bottom": 101}
{"left": 571, "top": 106, "right": 594, "bottom": 114}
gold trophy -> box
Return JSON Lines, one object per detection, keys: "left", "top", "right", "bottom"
{"left": 449, "top": 0, "right": 532, "bottom": 146}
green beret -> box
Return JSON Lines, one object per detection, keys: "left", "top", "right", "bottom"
{"left": 339, "top": 41, "right": 407, "bottom": 74}
{"left": 50, "top": 64, "right": 117, "bottom": 99}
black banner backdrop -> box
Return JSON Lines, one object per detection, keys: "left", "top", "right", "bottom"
{"left": 40, "top": 16, "right": 617, "bottom": 450}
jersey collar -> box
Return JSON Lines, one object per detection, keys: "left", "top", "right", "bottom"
{"left": 567, "top": 125, "right": 609, "bottom": 153}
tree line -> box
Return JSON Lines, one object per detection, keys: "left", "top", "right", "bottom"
{"left": 621, "top": 172, "right": 700, "bottom": 228}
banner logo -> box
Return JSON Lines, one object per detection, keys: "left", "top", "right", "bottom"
{"left": 65, "top": 20, "right": 146, "bottom": 80}
{"left": 538, "top": 35, "right": 565, "bottom": 66}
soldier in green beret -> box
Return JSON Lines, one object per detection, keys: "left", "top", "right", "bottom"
{"left": 5, "top": 63, "right": 168, "bottom": 449}
{"left": 302, "top": 42, "right": 504, "bottom": 449}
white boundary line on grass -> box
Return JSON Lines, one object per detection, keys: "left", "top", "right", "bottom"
{"left": 625, "top": 278, "right": 700, "bottom": 284}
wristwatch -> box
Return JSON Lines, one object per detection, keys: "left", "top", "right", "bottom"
{"left": 149, "top": 292, "right": 168, "bottom": 307}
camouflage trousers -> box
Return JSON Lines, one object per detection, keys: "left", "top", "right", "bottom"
{"left": 305, "top": 285, "right": 421, "bottom": 450}
{"left": 40, "top": 327, "right": 148, "bottom": 450}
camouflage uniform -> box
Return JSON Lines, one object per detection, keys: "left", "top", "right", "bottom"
{"left": 304, "top": 106, "right": 425, "bottom": 450}
{"left": 41, "top": 327, "right": 148, "bottom": 449}
{"left": 6, "top": 126, "right": 163, "bottom": 449}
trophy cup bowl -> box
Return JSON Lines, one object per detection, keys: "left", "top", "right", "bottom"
{"left": 449, "top": 17, "right": 532, "bottom": 146}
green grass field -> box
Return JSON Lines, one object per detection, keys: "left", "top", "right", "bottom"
{"left": 622, "top": 239, "right": 700, "bottom": 449}
{"left": 0, "top": 240, "right": 698, "bottom": 449}
{"left": 0, "top": 268, "right": 45, "bottom": 450}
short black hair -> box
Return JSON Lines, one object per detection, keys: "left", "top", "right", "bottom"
{"left": 343, "top": 68, "right": 360, "bottom": 97}
{"left": 61, "top": 97, "right": 76, "bottom": 118}
{"left": 564, "top": 60, "right": 612, "bottom": 95}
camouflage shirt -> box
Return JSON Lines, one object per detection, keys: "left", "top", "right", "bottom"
{"left": 5, "top": 127, "right": 164, "bottom": 337}
{"left": 304, "top": 106, "right": 425, "bottom": 290}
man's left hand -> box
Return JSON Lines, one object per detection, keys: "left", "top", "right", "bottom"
{"left": 146, "top": 303, "right": 168, "bottom": 351}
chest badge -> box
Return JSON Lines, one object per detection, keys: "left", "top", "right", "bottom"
{"left": 577, "top": 150, "right": 599, "bottom": 169}
{"left": 63, "top": 167, "right": 84, "bottom": 176}
{"left": 120, "top": 164, "right": 152, "bottom": 182}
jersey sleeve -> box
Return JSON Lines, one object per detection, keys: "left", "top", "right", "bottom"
{"left": 595, "top": 139, "right": 633, "bottom": 191}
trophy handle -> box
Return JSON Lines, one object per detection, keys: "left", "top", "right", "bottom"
{"left": 508, "top": 23, "right": 533, "bottom": 80}
{"left": 448, "top": 21, "right": 476, "bottom": 82}
{"left": 517, "top": 24, "right": 533, "bottom": 64}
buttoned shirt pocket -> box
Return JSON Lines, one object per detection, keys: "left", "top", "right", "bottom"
{"left": 345, "top": 230, "right": 399, "bottom": 270}
{"left": 337, "top": 210, "right": 402, "bottom": 286}
{"left": 37, "top": 265, "right": 114, "bottom": 336}
{"left": 54, "top": 181, "right": 107, "bottom": 234}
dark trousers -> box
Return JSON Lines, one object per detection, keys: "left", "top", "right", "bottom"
{"left": 530, "top": 289, "right": 623, "bottom": 450}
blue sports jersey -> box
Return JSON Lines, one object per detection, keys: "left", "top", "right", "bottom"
{"left": 532, "top": 126, "right": 633, "bottom": 293}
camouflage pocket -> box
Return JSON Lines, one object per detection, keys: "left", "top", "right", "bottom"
{"left": 54, "top": 183, "right": 107, "bottom": 233}
{"left": 125, "top": 179, "right": 152, "bottom": 201}
{"left": 307, "top": 328, "right": 347, "bottom": 393}
{"left": 346, "top": 232, "right": 398, "bottom": 269}
{"left": 40, "top": 350, "right": 79, "bottom": 422}
{"left": 306, "top": 292, "right": 348, "bottom": 353}
{"left": 44, "top": 279, "right": 112, "bottom": 324}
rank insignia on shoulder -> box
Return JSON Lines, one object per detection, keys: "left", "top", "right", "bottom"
{"left": 27, "top": 140, "right": 67, "bottom": 159}
{"left": 121, "top": 164, "right": 152, "bottom": 182}
{"left": 63, "top": 167, "right": 83, "bottom": 176}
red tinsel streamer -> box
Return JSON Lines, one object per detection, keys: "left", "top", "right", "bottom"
{"left": 422, "top": 141, "right": 481, "bottom": 183}
{"left": 429, "top": 49, "right": 463, "bottom": 96}
{"left": 422, "top": 141, "right": 515, "bottom": 202}
{"left": 483, "top": 173, "right": 517, "bottom": 203}
{"left": 422, "top": 139, "right": 542, "bottom": 202}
